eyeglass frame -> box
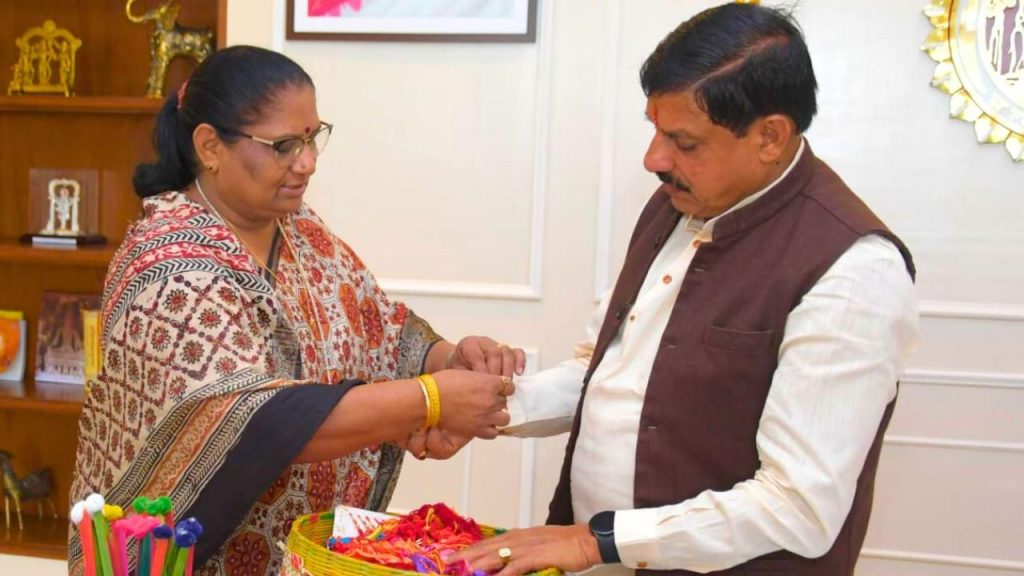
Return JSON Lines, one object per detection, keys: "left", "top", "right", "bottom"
{"left": 215, "top": 121, "right": 333, "bottom": 165}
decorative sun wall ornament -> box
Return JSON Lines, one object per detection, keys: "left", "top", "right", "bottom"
{"left": 922, "top": 0, "right": 1024, "bottom": 162}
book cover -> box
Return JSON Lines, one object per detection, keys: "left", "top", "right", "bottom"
{"left": 35, "top": 292, "right": 101, "bottom": 385}
{"left": 0, "top": 310, "right": 27, "bottom": 382}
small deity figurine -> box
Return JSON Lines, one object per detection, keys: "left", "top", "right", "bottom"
{"left": 41, "top": 178, "right": 82, "bottom": 236}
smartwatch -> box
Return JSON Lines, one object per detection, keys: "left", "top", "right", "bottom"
{"left": 588, "top": 510, "right": 620, "bottom": 564}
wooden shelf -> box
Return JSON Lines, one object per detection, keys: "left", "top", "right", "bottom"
{"left": 0, "top": 514, "right": 68, "bottom": 560}
{"left": 0, "top": 378, "right": 84, "bottom": 416}
{"left": 0, "top": 240, "right": 116, "bottom": 269}
{"left": 0, "top": 95, "right": 163, "bottom": 115}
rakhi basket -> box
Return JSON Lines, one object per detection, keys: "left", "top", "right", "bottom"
{"left": 281, "top": 510, "right": 561, "bottom": 576}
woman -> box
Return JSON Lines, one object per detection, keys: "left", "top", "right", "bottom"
{"left": 69, "top": 45, "right": 522, "bottom": 575}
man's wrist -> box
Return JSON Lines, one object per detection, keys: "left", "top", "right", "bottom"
{"left": 588, "top": 510, "right": 620, "bottom": 563}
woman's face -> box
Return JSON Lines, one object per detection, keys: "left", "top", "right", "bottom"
{"left": 215, "top": 83, "right": 321, "bottom": 223}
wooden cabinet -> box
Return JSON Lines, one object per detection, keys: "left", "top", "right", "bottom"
{"left": 0, "top": 0, "right": 225, "bottom": 559}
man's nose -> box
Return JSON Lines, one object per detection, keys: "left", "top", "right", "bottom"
{"left": 644, "top": 134, "right": 672, "bottom": 173}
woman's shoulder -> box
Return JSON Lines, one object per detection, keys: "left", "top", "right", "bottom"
{"left": 141, "top": 189, "right": 201, "bottom": 220}
{"left": 110, "top": 191, "right": 253, "bottom": 281}
{"left": 290, "top": 203, "right": 367, "bottom": 271}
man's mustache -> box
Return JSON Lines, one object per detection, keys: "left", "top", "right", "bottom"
{"left": 657, "top": 171, "right": 690, "bottom": 193}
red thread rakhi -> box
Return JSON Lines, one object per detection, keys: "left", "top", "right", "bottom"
{"left": 328, "top": 503, "right": 485, "bottom": 575}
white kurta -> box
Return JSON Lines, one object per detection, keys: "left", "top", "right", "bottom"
{"left": 504, "top": 142, "right": 919, "bottom": 574}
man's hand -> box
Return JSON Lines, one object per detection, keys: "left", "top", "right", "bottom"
{"left": 448, "top": 524, "right": 602, "bottom": 576}
{"left": 449, "top": 336, "right": 526, "bottom": 377}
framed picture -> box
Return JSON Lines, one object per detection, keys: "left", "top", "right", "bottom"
{"left": 35, "top": 292, "right": 101, "bottom": 385}
{"left": 287, "top": 0, "right": 537, "bottom": 43}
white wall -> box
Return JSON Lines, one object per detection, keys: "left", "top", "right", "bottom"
{"left": 234, "top": 0, "right": 1024, "bottom": 574}
{"left": 5, "top": 0, "right": 1019, "bottom": 573}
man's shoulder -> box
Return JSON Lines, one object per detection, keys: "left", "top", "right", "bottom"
{"left": 799, "top": 155, "right": 888, "bottom": 236}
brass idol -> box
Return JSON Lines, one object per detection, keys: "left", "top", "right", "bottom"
{"left": 7, "top": 20, "right": 82, "bottom": 96}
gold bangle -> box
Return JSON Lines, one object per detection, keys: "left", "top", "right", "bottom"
{"left": 416, "top": 378, "right": 431, "bottom": 428}
{"left": 425, "top": 374, "right": 441, "bottom": 428}
{"left": 417, "top": 374, "right": 442, "bottom": 428}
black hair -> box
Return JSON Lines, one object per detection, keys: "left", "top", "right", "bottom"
{"left": 132, "top": 45, "right": 314, "bottom": 198}
{"left": 639, "top": 3, "right": 817, "bottom": 136}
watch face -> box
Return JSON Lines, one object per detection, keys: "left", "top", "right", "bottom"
{"left": 590, "top": 510, "right": 614, "bottom": 536}
{"left": 589, "top": 511, "right": 619, "bottom": 564}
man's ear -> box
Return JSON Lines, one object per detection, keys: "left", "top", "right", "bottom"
{"left": 193, "top": 123, "right": 224, "bottom": 172}
{"left": 755, "top": 114, "right": 796, "bottom": 165}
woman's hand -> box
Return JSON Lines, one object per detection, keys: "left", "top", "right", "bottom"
{"left": 404, "top": 427, "right": 471, "bottom": 460}
{"left": 447, "top": 336, "right": 526, "bottom": 377}
{"left": 432, "top": 369, "right": 514, "bottom": 439}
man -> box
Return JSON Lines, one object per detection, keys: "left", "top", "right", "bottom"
{"left": 452, "top": 3, "right": 918, "bottom": 575}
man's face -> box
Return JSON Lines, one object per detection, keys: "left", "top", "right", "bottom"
{"left": 644, "top": 90, "right": 768, "bottom": 218}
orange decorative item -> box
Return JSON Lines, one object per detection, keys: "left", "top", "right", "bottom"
{"left": 0, "top": 313, "right": 23, "bottom": 373}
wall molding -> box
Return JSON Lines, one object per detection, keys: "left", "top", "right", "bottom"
{"left": 594, "top": 0, "right": 623, "bottom": 301}
{"left": 378, "top": 0, "right": 554, "bottom": 301}
{"left": 459, "top": 349, "right": 540, "bottom": 520}
{"left": 518, "top": 439, "right": 537, "bottom": 528}
{"left": 517, "top": 349, "right": 541, "bottom": 527}
{"left": 377, "top": 279, "right": 543, "bottom": 301}
{"left": 884, "top": 435, "right": 1024, "bottom": 455}
{"left": 861, "top": 548, "right": 1024, "bottom": 571}
{"left": 920, "top": 299, "right": 1024, "bottom": 321}
{"left": 902, "top": 368, "right": 1024, "bottom": 391}
{"left": 273, "top": 0, "right": 553, "bottom": 301}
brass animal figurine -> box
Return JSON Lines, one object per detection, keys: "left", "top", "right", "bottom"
{"left": 0, "top": 449, "right": 57, "bottom": 530}
{"left": 125, "top": 0, "right": 213, "bottom": 98}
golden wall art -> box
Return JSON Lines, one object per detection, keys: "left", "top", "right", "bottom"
{"left": 923, "top": 0, "right": 1024, "bottom": 162}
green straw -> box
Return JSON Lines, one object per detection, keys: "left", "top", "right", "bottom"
{"left": 91, "top": 513, "right": 115, "bottom": 576}
{"left": 171, "top": 546, "right": 190, "bottom": 576}
{"left": 138, "top": 535, "right": 152, "bottom": 576}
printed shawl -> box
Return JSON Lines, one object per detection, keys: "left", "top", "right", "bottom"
{"left": 69, "top": 191, "right": 440, "bottom": 575}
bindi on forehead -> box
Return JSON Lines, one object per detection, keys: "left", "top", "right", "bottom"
{"left": 304, "top": 126, "right": 312, "bottom": 135}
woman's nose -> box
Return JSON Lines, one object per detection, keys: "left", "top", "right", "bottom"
{"left": 291, "top": 144, "right": 317, "bottom": 175}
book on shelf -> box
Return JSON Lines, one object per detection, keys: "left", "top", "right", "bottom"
{"left": 35, "top": 292, "right": 101, "bottom": 385}
{"left": 0, "top": 310, "right": 27, "bottom": 382}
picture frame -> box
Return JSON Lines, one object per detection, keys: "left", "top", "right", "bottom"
{"left": 34, "top": 292, "right": 101, "bottom": 385}
{"left": 287, "top": 0, "right": 537, "bottom": 43}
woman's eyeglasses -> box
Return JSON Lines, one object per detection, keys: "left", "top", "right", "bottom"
{"left": 218, "top": 121, "right": 333, "bottom": 167}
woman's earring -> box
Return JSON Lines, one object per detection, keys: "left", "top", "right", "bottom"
{"left": 206, "top": 163, "right": 217, "bottom": 173}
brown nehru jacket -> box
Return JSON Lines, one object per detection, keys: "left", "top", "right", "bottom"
{"left": 548, "top": 146, "right": 914, "bottom": 575}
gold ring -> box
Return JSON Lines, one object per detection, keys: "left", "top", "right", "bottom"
{"left": 498, "top": 547, "right": 512, "bottom": 566}
{"left": 499, "top": 376, "right": 513, "bottom": 396}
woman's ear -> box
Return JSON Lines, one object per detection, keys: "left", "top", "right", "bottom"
{"left": 756, "top": 114, "right": 796, "bottom": 165}
{"left": 193, "top": 123, "right": 223, "bottom": 173}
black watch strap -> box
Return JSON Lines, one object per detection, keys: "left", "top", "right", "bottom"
{"left": 589, "top": 510, "right": 620, "bottom": 564}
